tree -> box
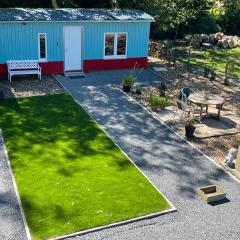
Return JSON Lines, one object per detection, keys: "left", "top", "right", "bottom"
{"left": 221, "top": 0, "right": 240, "bottom": 35}
{"left": 137, "top": 0, "right": 213, "bottom": 39}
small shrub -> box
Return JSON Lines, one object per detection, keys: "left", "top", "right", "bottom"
{"left": 148, "top": 94, "right": 170, "bottom": 108}
{"left": 122, "top": 75, "right": 136, "bottom": 87}
{"left": 185, "top": 119, "right": 195, "bottom": 128}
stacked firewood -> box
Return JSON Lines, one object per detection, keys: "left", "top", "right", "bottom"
{"left": 148, "top": 41, "right": 159, "bottom": 58}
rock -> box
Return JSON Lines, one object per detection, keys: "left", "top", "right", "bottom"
{"left": 209, "top": 34, "right": 215, "bottom": 44}
{"left": 228, "top": 39, "right": 235, "bottom": 48}
{"left": 233, "top": 36, "right": 238, "bottom": 47}
{"left": 193, "top": 34, "right": 202, "bottom": 43}
{"left": 215, "top": 32, "right": 224, "bottom": 41}
{"left": 224, "top": 148, "right": 237, "bottom": 167}
{"left": 222, "top": 38, "right": 229, "bottom": 48}
{"left": 201, "top": 34, "right": 209, "bottom": 43}
{"left": 184, "top": 34, "right": 192, "bottom": 44}
{"left": 217, "top": 39, "right": 223, "bottom": 47}
{"left": 238, "top": 39, "right": 240, "bottom": 47}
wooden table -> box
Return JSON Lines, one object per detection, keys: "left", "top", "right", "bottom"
{"left": 188, "top": 92, "right": 225, "bottom": 120}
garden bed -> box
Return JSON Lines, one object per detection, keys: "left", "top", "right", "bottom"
{"left": 123, "top": 58, "right": 240, "bottom": 179}
{"left": 0, "top": 94, "right": 170, "bottom": 239}
{"left": 0, "top": 75, "right": 64, "bottom": 98}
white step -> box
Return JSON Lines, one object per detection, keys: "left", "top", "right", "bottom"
{"left": 64, "top": 71, "right": 85, "bottom": 77}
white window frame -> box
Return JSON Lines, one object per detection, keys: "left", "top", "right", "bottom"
{"left": 104, "top": 32, "right": 128, "bottom": 59}
{"left": 38, "top": 33, "right": 47, "bottom": 62}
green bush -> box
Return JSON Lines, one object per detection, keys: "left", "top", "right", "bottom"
{"left": 122, "top": 75, "right": 136, "bottom": 87}
{"left": 187, "top": 14, "right": 221, "bottom": 34}
{"left": 148, "top": 94, "right": 170, "bottom": 107}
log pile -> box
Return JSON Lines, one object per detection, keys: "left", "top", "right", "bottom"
{"left": 148, "top": 41, "right": 159, "bottom": 58}
{"left": 184, "top": 33, "right": 240, "bottom": 49}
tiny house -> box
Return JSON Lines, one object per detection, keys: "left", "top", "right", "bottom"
{"left": 0, "top": 8, "right": 154, "bottom": 77}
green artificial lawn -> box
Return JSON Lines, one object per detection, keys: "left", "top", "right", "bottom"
{"left": 185, "top": 48, "right": 240, "bottom": 79}
{"left": 0, "top": 94, "right": 169, "bottom": 240}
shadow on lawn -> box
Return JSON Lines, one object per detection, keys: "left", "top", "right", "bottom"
{"left": 0, "top": 94, "right": 126, "bottom": 178}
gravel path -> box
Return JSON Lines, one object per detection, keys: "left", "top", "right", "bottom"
{"left": 0, "top": 134, "right": 28, "bottom": 240}
{"left": 55, "top": 70, "right": 240, "bottom": 240}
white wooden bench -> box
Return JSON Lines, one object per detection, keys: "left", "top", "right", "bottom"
{"left": 7, "top": 60, "right": 41, "bottom": 82}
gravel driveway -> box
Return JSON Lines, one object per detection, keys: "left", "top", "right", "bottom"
{"left": 0, "top": 134, "right": 28, "bottom": 240}
{"left": 55, "top": 70, "right": 240, "bottom": 240}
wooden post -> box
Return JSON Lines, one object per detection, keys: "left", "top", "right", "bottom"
{"left": 224, "top": 58, "right": 230, "bottom": 85}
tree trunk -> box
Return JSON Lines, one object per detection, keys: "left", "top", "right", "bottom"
{"left": 174, "top": 24, "right": 180, "bottom": 41}
{"left": 51, "top": 0, "right": 59, "bottom": 8}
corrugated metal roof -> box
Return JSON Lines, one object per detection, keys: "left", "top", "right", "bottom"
{"left": 0, "top": 8, "right": 154, "bottom": 22}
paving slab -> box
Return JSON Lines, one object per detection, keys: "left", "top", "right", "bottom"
{"left": 55, "top": 70, "right": 240, "bottom": 240}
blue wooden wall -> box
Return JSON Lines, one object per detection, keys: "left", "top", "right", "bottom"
{"left": 0, "top": 21, "right": 150, "bottom": 63}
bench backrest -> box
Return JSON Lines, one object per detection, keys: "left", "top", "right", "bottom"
{"left": 7, "top": 60, "right": 39, "bottom": 70}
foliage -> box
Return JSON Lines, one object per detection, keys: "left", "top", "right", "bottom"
{"left": 220, "top": 0, "right": 240, "bottom": 36}
{"left": 0, "top": 94, "right": 169, "bottom": 239}
{"left": 122, "top": 75, "right": 136, "bottom": 87}
{"left": 185, "top": 119, "right": 195, "bottom": 128}
{"left": 187, "top": 13, "right": 221, "bottom": 34}
{"left": 148, "top": 93, "right": 170, "bottom": 107}
{"left": 137, "top": 0, "right": 214, "bottom": 38}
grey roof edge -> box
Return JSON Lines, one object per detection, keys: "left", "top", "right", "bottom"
{"left": 0, "top": 8, "right": 155, "bottom": 22}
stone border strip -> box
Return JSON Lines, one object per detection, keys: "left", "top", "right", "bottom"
{"left": 0, "top": 131, "right": 32, "bottom": 240}
{"left": 53, "top": 75, "right": 177, "bottom": 240}
{"left": 51, "top": 208, "right": 176, "bottom": 240}
{"left": 118, "top": 86, "right": 240, "bottom": 185}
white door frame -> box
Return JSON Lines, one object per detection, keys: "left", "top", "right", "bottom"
{"left": 63, "top": 26, "right": 83, "bottom": 72}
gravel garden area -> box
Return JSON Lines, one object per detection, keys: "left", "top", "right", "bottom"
{"left": 0, "top": 75, "right": 65, "bottom": 98}
{"left": 125, "top": 58, "right": 240, "bottom": 179}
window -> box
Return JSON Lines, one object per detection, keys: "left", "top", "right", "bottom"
{"left": 38, "top": 33, "right": 47, "bottom": 61}
{"left": 104, "top": 33, "right": 127, "bottom": 59}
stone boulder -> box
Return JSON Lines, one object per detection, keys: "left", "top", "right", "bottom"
{"left": 228, "top": 39, "right": 235, "bottom": 49}
{"left": 215, "top": 32, "right": 224, "bottom": 41}
{"left": 222, "top": 38, "right": 229, "bottom": 48}
{"left": 201, "top": 34, "right": 209, "bottom": 43}
{"left": 209, "top": 34, "right": 215, "bottom": 44}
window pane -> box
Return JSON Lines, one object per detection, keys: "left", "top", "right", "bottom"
{"left": 39, "top": 34, "right": 46, "bottom": 59}
{"left": 105, "top": 34, "right": 114, "bottom": 56}
{"left": 117, "top": 34, "right": 126, "bottom": 55}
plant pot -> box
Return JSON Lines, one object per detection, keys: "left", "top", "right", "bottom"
{"left": 160, "top": 106, "right": 166, "bottom": 111}
{"left": 135, "top": 89, "right": 142, "bottom": 95}
{"left": 123, "top": 85, "right": 131, "bottom": 93}
{"left": 185, "top": 126, "right": 196, "bottom": 138}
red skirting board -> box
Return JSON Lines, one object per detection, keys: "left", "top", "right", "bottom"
{"left": 0, "top": 58, "right": 148, "bottom": 78}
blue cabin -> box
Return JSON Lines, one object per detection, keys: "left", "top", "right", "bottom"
{"left": 0, "top": 8, "right": 154, "bottom": 77}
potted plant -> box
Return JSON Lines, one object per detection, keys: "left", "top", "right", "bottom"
{"left": 122, "top": 75, "right": 136, "bottom": 92}
{"left": 158, "top": 82, "right": 167, "bottom": 97}
{"left": 185, "top": 119, "right": 196, "bottom": 138}
{"left": 148, "top": 94, "right": 170, "bottom": 111}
